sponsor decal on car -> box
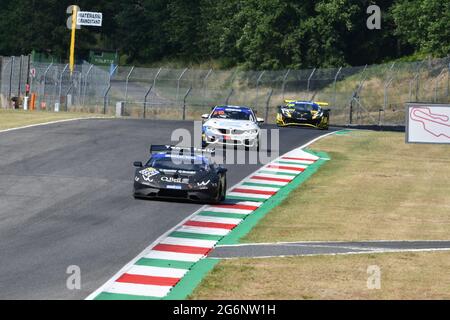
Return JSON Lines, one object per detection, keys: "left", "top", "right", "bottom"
{"left": 197, "top": 180, "right": 210, "bottom": 187}
{"left": 166, "top": 185, "right": 182, "bottom": 190}
{"left": 161, "top": 176, "right": 190, "bottom": 184}
{"left": 139, "top": 167, "right": 159, "bottom": 181}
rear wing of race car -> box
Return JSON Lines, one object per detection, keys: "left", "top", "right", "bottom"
{"left": 150, "top": 145, "right": 215, "bottom": 156}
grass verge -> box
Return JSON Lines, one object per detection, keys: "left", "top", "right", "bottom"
{"left": 245, "top": 130, "right": 450, "bottom": 242}
{"left": 0, "top": 109, "right": 106, "bottom": 130}
{"left": 190, "top": 251, "right": 450, "bottom": 300}
{"left": 190, "top": 130, "right": 450, "bottom": 299}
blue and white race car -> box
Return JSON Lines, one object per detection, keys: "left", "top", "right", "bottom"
{"left": 201, "top": 106, "right": 264, "bottom": 150}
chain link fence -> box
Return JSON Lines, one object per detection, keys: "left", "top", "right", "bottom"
{"left": 1, "top": 55, "right": 449, "bottom": 126}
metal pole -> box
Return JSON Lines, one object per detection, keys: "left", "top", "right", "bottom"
{"left": 434, "top": 68, "right": 446, "bottom": 103}
{"left": 82, "top": 63, "right": 94, "bottom": 106}
{"left": 183, "top": 86, "right": 192, "bottom": 120}
{"left": 255, "top": 71, "right": 265, "bottom": 108}
{"left": 65, "top": 82, "right": 74, "bottom": 111}
{"left": 58, "top": 64, "right": 69, "bottom": 106}
{"left": 41, "top": 62, "right": 53, "bottom": 110}
{"left": 103, "top": 65, "right": 118, "bottom": 115}
{"left": 176, "top": 68, "right": 188, "bottom": 103}
{"left": 333, "top": 67, "right": 342, "bottom": 108}
{"left": 202, "top": 68, "right": 213, "bottom": 103}
{"left": 307, "top": 68, "right": 316, "bottom": 92}
{"left": 18, "top": 55, "right": 23, "bottom": 97}
{"left": 124, "top": 66, "right": 135, "bottom": 107}
{"left": 25, "top": 54, "right": 31, "bottom": 99}
{"left": 143, "top": 67, "right": 162, "bottom": 118}
{"left": 415, "top": 59, "right": 425, "bottom": 101}
{"left": 143, "top": 85, "right": 153, "bottom": 119}
{"left": 7, "top": 57, "right": 14, "bottom": 104}
{"left": 281, "top": 69, "right": 290, "bottom": 100}
{"left": 225, "top": 88, "right": 234, "bottom": 105}
{"left": 447, "top": 62, "right": 450, "bottom": 98}
{"left": 265, "top": 89, "right": 273, "bottom": 123}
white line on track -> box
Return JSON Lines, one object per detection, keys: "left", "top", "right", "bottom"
{"left": 0, "top": 116, "right": 109, "bottom": 134}
{"left": 213, "top": 247, "right": 450, "bottom": 260}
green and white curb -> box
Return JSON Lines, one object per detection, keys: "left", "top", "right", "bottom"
{"left": 87, "top": 141, "right": 332, "bottom": 300}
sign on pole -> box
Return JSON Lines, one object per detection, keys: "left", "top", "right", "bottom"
{"left": 66, "top": 5, "right": 103, "bottom": 75}
{"left": 406, "top": 103, "right": 450, "bottom": 144}
{"left": 77, "top": 11, "right": 103, "bottom": 27}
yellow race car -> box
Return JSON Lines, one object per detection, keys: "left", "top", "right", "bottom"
{"left": 276, "top": 100, "right": 330, "bottom": 130}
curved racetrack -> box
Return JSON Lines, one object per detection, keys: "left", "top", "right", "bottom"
{"left": 0, "top": 118, "right": 333, "bottom": 299}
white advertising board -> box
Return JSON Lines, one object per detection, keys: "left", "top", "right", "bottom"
{"left": 77, "top": 11, "right": 103, "bottom": 27}
{"left": 406, "top": 103, "right": 450, "bottom": 144}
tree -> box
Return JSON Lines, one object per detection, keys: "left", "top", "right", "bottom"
{"left": 392, "top": 0, "right": 450, "bottom": 57}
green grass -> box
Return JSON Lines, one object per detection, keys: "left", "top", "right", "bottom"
{"left": 0, "top": 109, "right": 106, "bottom": 130}
{"left": 190, "top": 130, "right": 450, "bottom": 300}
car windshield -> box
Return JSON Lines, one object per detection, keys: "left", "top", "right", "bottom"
{"left": 288, "top": 103, "right": 319, "bottom": 112}
{"left": 147, "top": 154, "right": 209, "bottom": 171}
{"left": 211, "top": 108, "right": 253, "bottom": 121}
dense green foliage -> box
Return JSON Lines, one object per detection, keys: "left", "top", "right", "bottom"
{"left": 0, "top": 0, "right": 448, "bottom": 69}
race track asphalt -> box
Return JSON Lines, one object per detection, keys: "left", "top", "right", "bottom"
{"left": 0, "top": 118, "right": 332, "bottom": 299}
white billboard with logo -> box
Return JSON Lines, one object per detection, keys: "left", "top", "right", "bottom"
{"left": 406, "top": 103, "right": 450, "bottom": 144}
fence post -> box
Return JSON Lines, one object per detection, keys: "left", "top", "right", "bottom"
{"left": 82, "top": 63, "right": 94, "bottom": 106}
{"left": 347, "top": 64, "right": 367, "bottom": 125}
{"left": 183, "top": 86, "right": 192, "bottom": 120}
{"left": 333, "top": 67, "right": 342, "bottom": 108}
{"left": 255, "top": 71, "right": 265, "bottom": 108}
{"left": 414, "top": 59, "right": 426, "bottom": 101}
{"left": 124, "top": 66, "right": 135, "bottom": 108}
{"left": 65, "top": 81, "right": 74, "bottom": 111}
{"left": 143, "top": 67, "right": 162, "bottom": 119}
{"left": 5, "top": 57, "right": 13, "bottom": 105}
{"left": 306, "top": 68, "right": 316, "bottom": 93}
{"left": 281, "top": 69, "right": 290, "bottom": 100}
{"left": 103, "top": 65, "right": 118, "bottom": 114}
{"left": 434, "top": 68, "right": 446, "bottom": 102}
{"left": 225, "top": 88, "right": 234, "bottom": 105}
{"left": 17, "top": 55, "right": 23, "bottom": 97}
{"left": 176, "top": 68, "right": 188, "bottom": 104}
{"left": 41, "top": 62, "right": 53, "bottom": 110}
{"left": 57, "top": 64, "right": 69, "bottom": 109}
{"left": 265, "top": 89, "right": 273, "bottom": 123}
{"left": 447, "top": 62, "right": 450, "bottom": 98}
{"left": 202, "top": 68, "right": 213, "bottom": 104}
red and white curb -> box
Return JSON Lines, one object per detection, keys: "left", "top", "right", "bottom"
{"left": 87, "top": 146, "right": 327, "bottom": 300}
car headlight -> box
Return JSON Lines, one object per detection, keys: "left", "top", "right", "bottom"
{"left": 281, "top": 109, "right": 291, "bottom": 117}
{"left": 204, "top": 126, "right": 220, "bottom": 134}
{"left": 245, "top": 129, "right": 258, "bottom": 135}
{"left": 312, "top": 112, "right": 323, "bottom": 119}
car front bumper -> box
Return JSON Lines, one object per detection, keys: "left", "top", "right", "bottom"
{"left": 203, "top": 132, "right": 258, "bottom": 147}
{"left": 133, "top": 182, "right": 219, "bottom": 202}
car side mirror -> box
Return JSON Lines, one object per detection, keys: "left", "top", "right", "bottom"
{"left": 133, "top": 161, "right": 143, "bottom": 168}
{"left": 202, "top": 114, "right": 209, "bottom": 119}
{"left": 256, "top": 117, "right": 265, "bottom": 124}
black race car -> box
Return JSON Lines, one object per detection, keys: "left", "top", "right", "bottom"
{"left": 276, "top": 100, "right": 330, "bottom": 130}
{"left": 133, "top": 145, "right": 227, "bottom": 203}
